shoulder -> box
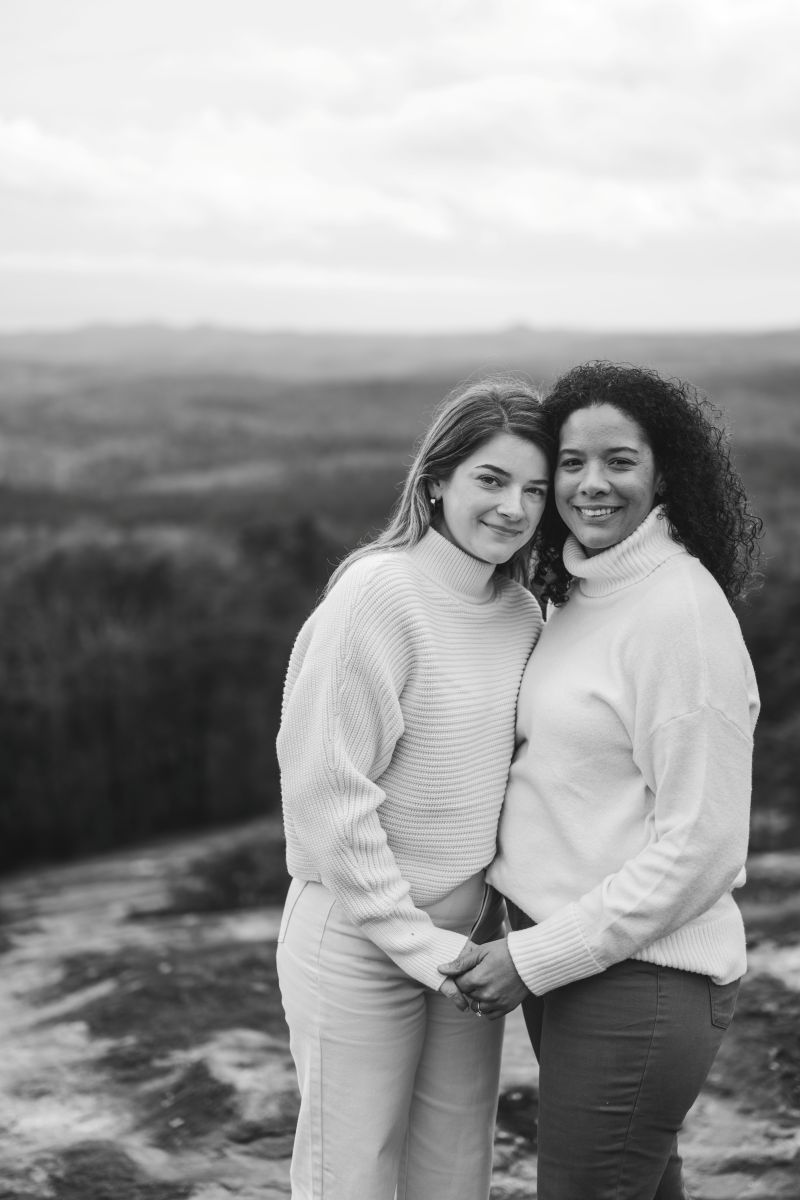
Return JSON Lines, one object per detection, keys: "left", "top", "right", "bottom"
{"left": 659, "top": 573, "right": 758, "bottom": 739}
{"left": 326, "top": 548, "right": 418, "bottom": 608}
{"left": 623, "top": 551, "right": 754, "bottom": 700}
{"left": 286, "top": 551, "right": 418, "bottom": 685}
{"left": 494, "top": 575, "right": 544, "bottom": 621}
{"left": 640, "top": 551, "right": 739, "bottom": 637}
{"left": 315, "top": 549, "right": 420, "bottom": 640}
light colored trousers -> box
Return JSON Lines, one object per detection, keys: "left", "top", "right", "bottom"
{"left": 276, "top": 875, "right": 504, "bottom": 1200}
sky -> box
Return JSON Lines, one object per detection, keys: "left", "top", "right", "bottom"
{"left": 0, "top": 0, "right": 798, "bottom": 333}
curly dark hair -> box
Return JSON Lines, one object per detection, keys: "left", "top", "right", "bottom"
{"left": 532, "top": 361, "right": 763, "bottom": 607}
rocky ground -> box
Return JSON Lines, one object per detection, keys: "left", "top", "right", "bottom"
{"left": 0, "top": 819, "right": 798, "bottom": 1199}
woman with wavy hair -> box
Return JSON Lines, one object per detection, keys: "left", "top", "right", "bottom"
{"left": 276, "top": 376, "right": 558, "bottom": 1200}
{"left": 442, "top": 361, "right": 762, "bottom": 1200}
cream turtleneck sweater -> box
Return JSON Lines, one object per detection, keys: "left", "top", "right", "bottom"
{"left": 277, "top": 528, "right": 542, "bottom": 990}
{"left": 489, "top": 507, "right": 760, "bottom": 995}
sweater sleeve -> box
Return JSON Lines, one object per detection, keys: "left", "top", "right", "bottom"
{"left": 276, "top": 566, "right": 469, "bottom": 990}
{"left": 507, "top": 584, "right": 758, "bottom": 996}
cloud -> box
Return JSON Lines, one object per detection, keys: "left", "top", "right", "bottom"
{"left": 0, "top": 249, "right": 481, "bottom": 292}
{"left": 154, "top": 40, "right": 365, "bottom": 106}
{"left": 0, "top": 0, "right": 798, "bottom": 327}
{"left": 0, "top": 119, "right": 111, "bottom": 195}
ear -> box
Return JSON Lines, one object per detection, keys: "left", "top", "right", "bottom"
{"left": 428, "top": 481, "right": 443, "bottom": 502}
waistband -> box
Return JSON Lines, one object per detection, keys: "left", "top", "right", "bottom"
{"left": 422, "top": 871, "right": 485, "bottom": 924}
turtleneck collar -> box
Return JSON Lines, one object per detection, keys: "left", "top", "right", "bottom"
{"left": 409, "top": 527, "right": 497, "bottom": 602}
{"left": 563, "top": 505, "right": 687, "bottom": 597}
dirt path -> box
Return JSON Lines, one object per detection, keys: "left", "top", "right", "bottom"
{"left": 0, "top": 822, "right": 292, "bottom": 1199}
{"left": 1, "top": 824, "right": 798, "bottom": 1199}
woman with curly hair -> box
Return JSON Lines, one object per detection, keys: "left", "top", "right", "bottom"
{"left": 441, "top": 361, "right": 762, "bottom": 1199}
{"left": 276, "top": 376, "right": 558, "bottom": 1200}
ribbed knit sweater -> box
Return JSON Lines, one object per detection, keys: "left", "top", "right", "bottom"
{"left": 489, "top": 507, "right": 759, "bottom": 996}
{"left": 277, "top": 528, "right": 542, "bottom": 990}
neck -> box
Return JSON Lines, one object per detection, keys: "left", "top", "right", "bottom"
{"left": 563, "top": 506, "right": 686, "bottom": 596}
{"left": 409, "top": 527, "right": 497, "bottom": 601}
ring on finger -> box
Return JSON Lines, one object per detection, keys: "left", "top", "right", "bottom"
{"left": 473, "top": 1000, "right": 483, "bottom": 1017}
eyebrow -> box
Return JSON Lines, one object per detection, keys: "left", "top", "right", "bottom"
{"left": 474, "top": 462, "right": 549, "bottom": 484}
{"left": 558, "top": 445, "right": 640, "bottom": 455}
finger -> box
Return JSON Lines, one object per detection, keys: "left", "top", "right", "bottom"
{"left": 450, "top": 967, "right": 483, "bottom": 991}
{"left": 470, "top": 997, "right": 502, "bottom": 1020}
{"left": 438, "top": 946, "right": 483, "bottom": 975}
{"left": 439, "top": 979, "right": 469, "bottom": 1010}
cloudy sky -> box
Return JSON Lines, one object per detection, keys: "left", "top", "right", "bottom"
{"left": 0, "top": 0, "right": 798, "bottom": 332}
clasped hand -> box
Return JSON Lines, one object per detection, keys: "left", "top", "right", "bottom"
{"left": 437, "top": 937, "right": 530, "bottom": 1019}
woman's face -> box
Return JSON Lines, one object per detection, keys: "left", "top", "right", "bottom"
{"left": 431, "top": 432, "right": 550, "bottom": 565}
{"left": 555, "top": 404, "right": 663, "bottom": 557}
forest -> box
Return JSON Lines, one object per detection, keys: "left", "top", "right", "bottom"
{"left": 0, "top": 324, "right": 797, "bottom": 872}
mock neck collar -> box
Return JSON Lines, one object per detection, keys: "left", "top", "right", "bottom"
{"left": 408, "top": 528, "right": 497, "bottom": 601}
{"left": 563, "top": 505, "right": 686, "bottom": 597}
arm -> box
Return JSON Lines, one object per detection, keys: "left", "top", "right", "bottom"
{"left": 444, "top": 706, "right": 753, "bottom": 1004}
{"left": 277, "top": 567, "right": 469, "bottom": 991}
{"left": 507, "top": 704, "right": 753, "bottom": 994}
{"left": 447, "top": 580, "right": 758, "bottom": 1000}
{"left": 507, "top": 571, "right": 758, "bottom": 996}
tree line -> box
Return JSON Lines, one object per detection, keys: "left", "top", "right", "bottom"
{"left": 0, "top": 516, "right": 333, "bottom": 871}
{"left": 0, "top": 513, "right": 795, "bottom": 872}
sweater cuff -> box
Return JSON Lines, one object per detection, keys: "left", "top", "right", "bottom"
{"left": 413, "top": 926, "right": 471, "bottom": 993}
{"left": 507, "top": 905, "right": 604, "bottom": 995}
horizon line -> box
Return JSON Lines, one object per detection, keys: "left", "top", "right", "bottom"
{"left": 0, "top": 319, "right": 799, "bottom": 340}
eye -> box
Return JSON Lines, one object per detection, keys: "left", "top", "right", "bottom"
{"left": 609, "top": 457, "right": 636, "bottom": 468}
{"left": 476, "top": 473, "right": 501, "bottom": 487}
{"left": 557, "top": 457, "right": 582, "bottom": 470}
{"left": 525, "top": 485, "right": 547, "bottom": 497}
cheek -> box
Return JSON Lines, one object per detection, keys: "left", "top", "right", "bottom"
{"left": 639, "top": 472, "right": 661, "bottom": 507}
{"left": 444, "top": 495, "right": 480, "bottom": 528}
{"left": 553, "top": 478, "right": 573, "bottom": 514}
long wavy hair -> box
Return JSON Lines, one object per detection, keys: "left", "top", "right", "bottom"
{"left": 328, "top": 375, "right": 561, "bottom": 591}
{"left": 536, "top": 361, "right": 763, "bottom": 606}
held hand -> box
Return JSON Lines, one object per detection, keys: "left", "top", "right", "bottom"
{"left": 438, "top": 937, "right": 530, "bottom": 1019}
{"left": 438, "top": 975, "right": 470, "bottom": 1011}
{"left": 440, "top": 940, "right": 483, "bottom": 977}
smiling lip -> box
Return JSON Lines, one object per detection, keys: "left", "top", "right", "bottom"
{"left": 482, "top": 523, "right": 525, "bottom": 537}
{"left": 573, "top": 506, "right": 620, "bottom": 518}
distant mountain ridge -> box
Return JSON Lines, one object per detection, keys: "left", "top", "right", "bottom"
{"left": 1, "top": 322, "right": 799, "bottom": 383}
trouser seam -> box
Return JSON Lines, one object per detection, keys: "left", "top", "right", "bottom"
{"left": 613, "top": 963, "right": 662, "bottom": 1199}
{"left": 311, "top": 893, "right": 337, "bottom": 1199}
{"left": 397, "top": 998, "right": 418, "bottom": 1200}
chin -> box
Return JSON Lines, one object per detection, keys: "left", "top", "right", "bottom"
{"left": 573, "top": 530, "right": 612, "bottom": 556}
{"left": 468, "top": 546, "right": 501, "bottom": 565}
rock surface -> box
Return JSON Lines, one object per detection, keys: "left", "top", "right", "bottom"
{"left": 0, "top": 822, "right": 798, "bottom": 1199}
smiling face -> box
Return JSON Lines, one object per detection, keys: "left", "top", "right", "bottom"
{"left": 555, "top": 404, "right": 664, "bottom": 556}
{"left": 430, "top": 432, "right": 550, "bottom": 565}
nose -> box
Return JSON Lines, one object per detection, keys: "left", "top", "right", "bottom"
{"left": 496, "top": 487, "right": 525, "bottom": 520}
{"left": 578, "top": 463, "right": 610, "bottom": 495}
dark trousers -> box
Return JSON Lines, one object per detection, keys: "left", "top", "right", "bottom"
{"left": 507, "top": 902, "right": 739, "bottom": 1200}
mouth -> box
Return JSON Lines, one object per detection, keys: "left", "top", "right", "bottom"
{"left": 573, "top": 506, "right": 620, "bottom": 520}
{"left": 482, "top": 523, "right": 525, "bottom": 538}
